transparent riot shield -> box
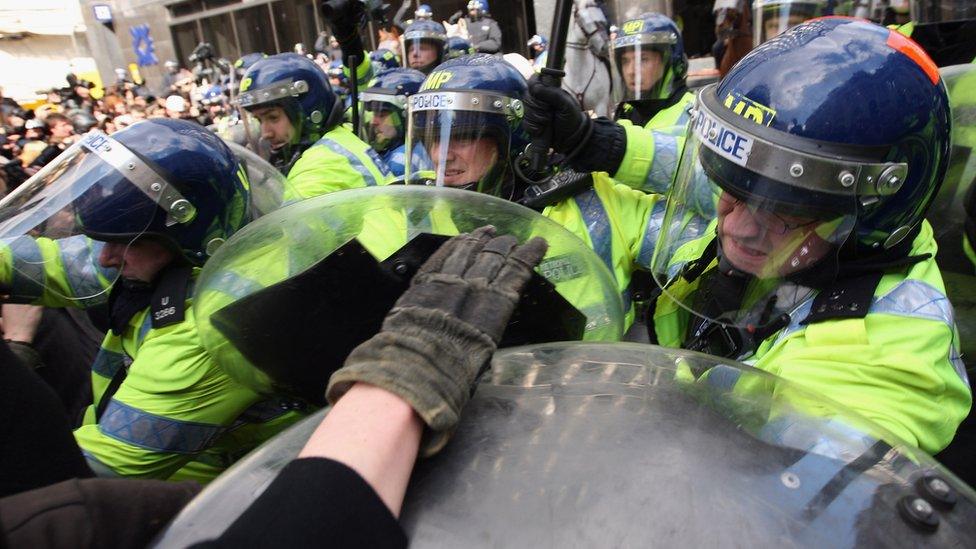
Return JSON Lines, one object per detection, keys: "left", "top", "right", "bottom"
{"left": 153, "top": 341, "right": 976, "bottom": 548}
{"left": 191, "top": 186, "right": 624, "bottom": 404}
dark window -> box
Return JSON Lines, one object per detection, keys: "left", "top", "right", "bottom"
{"left": 204, "top": 0, "right": 241, "bottom": 9}
{"left": 271, "top": 0, "right": 319, "bottom": 54}
{"left": 201, "top": 12, "right": 239, "bottom": 60}
{"left": 169, "top": 0, "right": 204, "bottom": 18}
{"left": 171, "top": 21, "right": 202, "bottom": 66}
{"left": 234, "top": 4, "right": 278, "bottom": 54}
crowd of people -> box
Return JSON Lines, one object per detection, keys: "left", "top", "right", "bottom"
{"left": 0, "top": 0, "right": 974, "bottom": 546}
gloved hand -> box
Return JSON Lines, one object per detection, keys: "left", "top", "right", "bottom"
{"left": 522, "top": 74, "right": 592, "bottom": 156}
{"left": 323, "top": 0, "right": 366, "bottom": 41}
{"left": 448, "top": 10, "right": 463, "bottom": 24}
{"left": 326, "top": 226, "right": 548, "bottom": 455}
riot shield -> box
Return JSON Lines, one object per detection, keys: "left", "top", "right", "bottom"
{"left": 153, "top": 342, "right": 976, "bottom": 547}
{"left": 192, "top": 185, "right": 624, "bottom": 404}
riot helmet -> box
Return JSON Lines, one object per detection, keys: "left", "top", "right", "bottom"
{"left": 237, "top": 53, "right": 341, "bottom": 169}
{"left": 651, "top": 18, "right": 950, "bottom": 333}
{"left": 0, "top": 119, "right": 249, "bottom": 301}
{"left": 527, "top": 34, "right": 548, "bottom": 56}
{"left": 415, "top": 3, "right": 433, "bottom": 20}
{"left": 444, "top": 36, "right": 475, "bottom": 60}
{"left": 403, "top": 20, "right": 448, "bottom": 74}
{"left": 467, "top": 0, "right": 487, "bottom": 19}
{"left": 360, "top": 68, "right": 426, "bottom": 154}
{"left": 611, "top": 13, "right": 688, "bottom": 106}
{"left": 369, "top": 49, "right": 401, "bottom": 73}
{"left": 234, "top": 52, "right": 267, "bottom": 79}
{"left": 753, "top": 1, "right": 827, "bottom": 45}
{"left": 406, "top": 55, "right": 528, "bottom": 197}
{"left": 327, "top": 60, "right": 349, "bottom": 94}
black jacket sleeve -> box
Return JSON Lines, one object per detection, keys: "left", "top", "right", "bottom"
{"left": 0, "top": 339, "right": 93, "bottom": 499}
{"left": 195, "top": 458, "right": 407, "bottom": 549}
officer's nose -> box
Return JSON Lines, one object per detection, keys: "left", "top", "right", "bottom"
{"left": 261, "top": 120, "right": 277, "bottom": 141}
{"left": 98, "top": 241, "right": 124, "bottom": 269}
{"left": 722, "top": 201, "right": 766, "bottom": 240}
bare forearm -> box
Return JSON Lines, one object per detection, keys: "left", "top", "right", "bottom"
{"left": 298, "top": 383, "right": 422, "bottom": 516}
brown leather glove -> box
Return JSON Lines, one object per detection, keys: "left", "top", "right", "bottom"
{"left": 326, "top": 226, "right": 548, "bottom": 455}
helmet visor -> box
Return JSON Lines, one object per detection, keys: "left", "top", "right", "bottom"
{"left": 402, "top": 34, "right": 444, "bottom": 70}
{"left": 612, "top": 31, "right": 678, "bottom": 103}
{"left": 0, "top": 132, "right": 190, "bottom": 302}
{"left": 754, "top": 1, "right": 824, "bottom": 44}
{"left": 360, "top": 91, "right": 407, "bottom": 154}
{"left": 649, "top": 91, "right": 861, "bottom": 331}
{"left": 406, "top": 90, "right": 522, "bottom": 195}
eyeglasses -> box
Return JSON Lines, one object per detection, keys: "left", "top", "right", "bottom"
{"left": 718, "top": 193, "right": 819, "bottom": 235}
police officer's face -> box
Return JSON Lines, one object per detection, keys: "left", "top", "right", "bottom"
{"left": 409, "top": 43, "right": 439, "bottom": 69}
{"left": 430, "top": 136, "right": 498, "bottom": 187}
{"left": 98, "top": 239, "right": 176, "bottom": 283}
{"left": 620, "top": 50, "right": 664, "bottom": 93}
{"left": 251, "top": 106, "right": 296, "bottom": 151}
{"left": 370, "top": 110, "right": 399, "bottom": 141}
{"left": 717, "top": 192, "right": 832, "bottom": 277}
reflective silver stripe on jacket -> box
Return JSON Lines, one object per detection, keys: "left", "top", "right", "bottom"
{"left": 317, "top": 137, "right": 380, "bottom": 187}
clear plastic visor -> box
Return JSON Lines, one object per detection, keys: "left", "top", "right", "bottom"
{"left": 406, "top": 91, "right": 520, "bottom": 193}
{"left": 754, "top": 1, "right": 824, "bottom": 44}
{"left": 649, "top": 97, "right": 859, "bottom": 329}
{"left": 402, "top": 37, "right": 443, "bottom": 70}
{"left": 360, "top": 92, "right": 407, "bottom": 154}
{"left": 611, "top": 34, "right": 676, "bottom": 103}
{"left": 0, "top": 133, "right": 181, "bottom": 302}
{"left": 221, "top": 139, "right": 290, "bottom": 220}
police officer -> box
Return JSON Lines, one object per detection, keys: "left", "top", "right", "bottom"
{"left": 403, "top": 20, "right": 449, "bottom": 74}
{"left": 611, "top": 13, "right": 695, "bottom": 130}
{"left": 458, "top": 0, "right": 502, "bottom": 55}
{"left": 360, "top": 68, "right": 428, "bottom": 177}
{"left": 239, "top": 53, "right": 391, "bottom": 199}
{"left": 419, "top": 19, "right": 974, "bottom": 454}
{"left": 0, "top": 119, "right": 308, "bottom": 481}
{"left": 405, "top": 54, "right": 668, "bottom": 328}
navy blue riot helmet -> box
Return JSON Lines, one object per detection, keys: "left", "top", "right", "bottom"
{"left": 234, "top": 52, "right": 267, "bottom": 78}
{"left": 71, "top": 119, "right": 249, "bottom": 265}
{"left": 415, "top": 3, "right": 433, "bottom": 19}
{"left": 403, "top": 20, "right": 447, "bottom": 73}
{"left": 611, "top": 13, "right": 688, "bottom": 105}
{"left": 406, "top": 54, "right": 528, "bottom": 197}
{"left": 670, "top": 17, "right": 950, "bottom": 264}
{"left": 370, "top": 49, "right": 401, "bottom": 72}
{"left": 444, "top": 36, "right": 474, "bottom": 60}
{"left": 238, "top": 53, "right": 341, "bottom": 155}
{"left": 360, "top": 68, "right": 426, "bottom": 154}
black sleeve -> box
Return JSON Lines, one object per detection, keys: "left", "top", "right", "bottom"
{"left": 195, "top": 458, "right": 407, "bottom": 549}
{"left": 0, "top": 339, "right": 94, "bottom": 498}
{"left": 568, "top": 117, "right": 627, "bottom": 175}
